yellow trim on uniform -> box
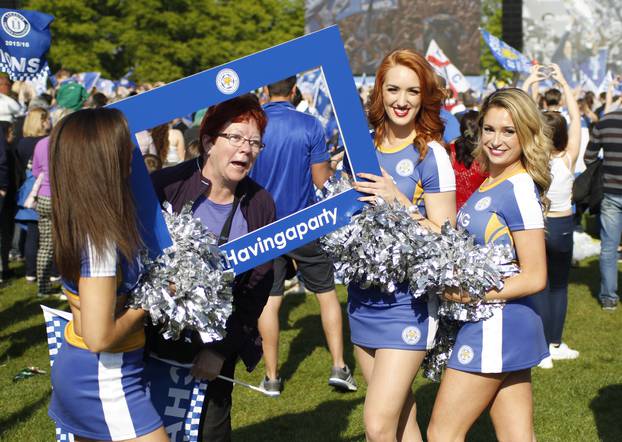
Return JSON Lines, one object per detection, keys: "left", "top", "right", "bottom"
{"left": 479, "top": 167, "right": 526, "bottom": 192}
{"left": 376, "top": 139, "right": 413, "bottom": 154}
{"left": 64, "top": 321, "right": 145, "bottom": 353}
{"left": 412, "top": 180, "right": 424, "bottom": 205}
{"left": 484, "top": 213, "right": 513, "bottom": 246}
{"left": 64, "top": 289, "right": 79, "bottom": 302}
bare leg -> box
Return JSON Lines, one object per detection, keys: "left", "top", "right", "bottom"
{"left": 397, "top": 393, "right": 419, "bottom": 442}
{"left": 257, "top": 295, "right": 284, "bottom": 379}
{"left": 316, "top": 289, "right": 345, "bottom": 368}
{"left": 489, "top": 369, "right": 535, "bottom": 442}
{"left": 361, "top": 348, "right": 426, "bottom": 442}
{"left": 354, "top": 344, "right": 375, "bottom": 383}
{"left": 428, "top": 369, "right": 507, "bottom": 442}
{"left": 75, "top": 426, "right": 169, "bottom": 442}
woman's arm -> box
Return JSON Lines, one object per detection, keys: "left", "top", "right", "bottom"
{"left": 604, "top": 79, "right": 621, "bottom": 115}
{"left": 353, "top": 169, "right": 456, "bottom": 232}
{"left": 521, "top": 65, "right": 545, "bottom": 101}
{"left": 79, "top": 277, "right": 145, "bottom": 352}
{"left": 485, "top": 229, "right": 547, "bottom": 300}
{"left": 551, "top": 64, "right": 581, "bottom": 169}
{"left": 421, "top": 191, "right": 456, "bottom": 230}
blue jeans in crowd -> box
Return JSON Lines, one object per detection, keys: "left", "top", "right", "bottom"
{"left": 599, "top": 193, "right": 622, "bottom": 303}
{"left": 532, "top": 215, "right": 573, "bottom": 344}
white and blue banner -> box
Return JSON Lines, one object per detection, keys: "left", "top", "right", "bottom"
{"left": 297, "top": 68, "right": 340, "bottom": 143}
{"left": 111, "top": 26, "right": 380, "bottom": 274}
{"left": 41, "top": 305, "right": 207, "bottom": 442}
{"left": 480, "top": 28, "right": 532, "bottom": 74}
{"left": 95, "top": 77, "right": 116, "bottom": 97}
{"left": 0, "top": 8, "right": 53, "bottom": 81}
{"left": 579, "top": 47, "right": 608, "bottom": 88}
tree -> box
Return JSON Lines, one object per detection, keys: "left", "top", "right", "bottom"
{"left": 23, "top": 0, "right": 304, "bottom": 83}
{"left": 480, "top": 0, "right": 513, "bottom": 84}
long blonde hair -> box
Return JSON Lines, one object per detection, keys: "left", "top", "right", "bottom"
{"left": 22, "top": 107, "right": 50, "bottom": 137}
{"left": 474, "top": 88, "right": 552, "bottom": 209}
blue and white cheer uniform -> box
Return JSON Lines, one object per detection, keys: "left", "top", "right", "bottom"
{"left": 348, "top": 141, "right": 455, "bottom": 350}
{"left": 448, "top": 169, "right": 549, "bottom": 372}
{"left": 49, "top": 241, "right": 162, "bottom": 441}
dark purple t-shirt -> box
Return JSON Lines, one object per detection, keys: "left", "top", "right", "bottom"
{"left": 192, "top": 195, "right": 248, "bottom": 241}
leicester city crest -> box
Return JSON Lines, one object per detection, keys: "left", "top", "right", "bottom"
{"left": 401, "top": 326, "right": 421, "bottom": 345}
{"left": 1, "top": 11, "right": 30, "bottom": 38}
{"left": 216, "top": 68, "right": 239, "bottom": 95}
{"left": 457, "top": 345, "right": 474, "bottom": 364}
{"left": 395, "top": 159, "right": 414, "bottom": 177}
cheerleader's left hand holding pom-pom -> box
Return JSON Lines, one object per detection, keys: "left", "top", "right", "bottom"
{"left": 128, "top": 202, "right": 234, "bottom": 343}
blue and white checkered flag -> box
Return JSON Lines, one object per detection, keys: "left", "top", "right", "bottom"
{"left": 41, "top": 305, "right": 207, "bottom": 442}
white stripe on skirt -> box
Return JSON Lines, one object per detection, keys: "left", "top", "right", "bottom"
{"left": 481, "top": 308, "right": 503, "bottom": 372}
{"left": 98, "top": 352, "right": 137, "bottom": 440}
{"left": 426, "top": 295, "right": 439, "bottom": 350}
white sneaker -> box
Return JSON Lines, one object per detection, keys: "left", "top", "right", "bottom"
{"left": 537, "top": 356, "right": 554, "bottom": 369}
{"left": 549, "top": 343, "right": 579, "bottom": 360}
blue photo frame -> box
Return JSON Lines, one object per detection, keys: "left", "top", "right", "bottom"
{"left": 110, "top": 26, "right": 380, "bottom": 274}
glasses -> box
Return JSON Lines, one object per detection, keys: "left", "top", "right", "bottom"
{"left": 217, "top": 133, "right": 265, "bottom": 152}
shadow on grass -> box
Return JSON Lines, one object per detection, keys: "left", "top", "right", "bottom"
{"left": 279, "top": 292, "right": 307, "bottom": 331}
{"left": 279, "top": 296, "right": 356, "bottom": 383}
{"left": 0, "top": 322, "right": 47, "bottom": 361}
{"left": 590, "top": 384, "right": 622, "bottom": 442}
{"left": 232, "top": 396, "right": 364, "bottom": 442}
{"left": 568, "top": 258, "right": 603, "bottom": 301}
{"left": 0, "top": 389, "right": 51, "bottom": 435}
{"left": 415, "top": 382, "right": 495, "bottom": 441}
{"left": 0, "top": 297, "right": 64, "bottom": 332}
{"left": 0, "top": 299, "right": 65, "bottom": 362}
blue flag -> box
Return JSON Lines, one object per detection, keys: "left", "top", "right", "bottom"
{"left": 480, "top": 28, "right": 532, "bottom": 74}
{"left": 0, "top": 8, "right": 53, "bottom": 81}
{"left": 95, "top": 77, "right": 116, "bottom": 96}
{"left": 69, "top": 72, "right": 101, "bottom": 92}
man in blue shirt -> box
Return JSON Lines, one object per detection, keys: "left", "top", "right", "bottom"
{"left": 250, "top": 76, "right": 357, "bottom": 394}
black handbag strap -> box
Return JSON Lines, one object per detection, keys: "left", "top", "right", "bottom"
{"left": 218, "top": 194, "right": 241, "bottom": 245}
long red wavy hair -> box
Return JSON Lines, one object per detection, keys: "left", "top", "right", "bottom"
{"left": 368, "top": 49, "right": 445, "bottom": 160}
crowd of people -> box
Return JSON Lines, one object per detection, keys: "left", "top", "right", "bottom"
{"left": 1, "top": 39, "right": 620, "bottom": 442}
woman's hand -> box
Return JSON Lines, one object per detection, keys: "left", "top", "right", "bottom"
{"left": 353, "top": 168, "right": 401, "bottom": 204}
{"left": 442, "top": 286, "right": 473, "bottom": 304}
{"left": 549, "top": 63, "right": 568, "bottom": 87}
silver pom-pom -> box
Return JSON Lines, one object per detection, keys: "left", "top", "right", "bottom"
{"left": 128, "top": 202, "right": 234, "bottom": 342}
{"left": 321, "top": 199, "right": 432, "bottom": 294}
{"left": 422, "top": 225, "right": 520, "bottom": 381}
{"left": 422, "top": 318, "right": 460, "bottom": 382}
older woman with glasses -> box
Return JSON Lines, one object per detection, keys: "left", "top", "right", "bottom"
{"left": 150, "top": 93, "right": 275, "bottom": 442}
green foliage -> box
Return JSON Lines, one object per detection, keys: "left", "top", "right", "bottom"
{"left": 480, "top": 0, "right": 513, "bottom": 84}
{"left": 22, "top": 0, "right": 304, "bottom": 82}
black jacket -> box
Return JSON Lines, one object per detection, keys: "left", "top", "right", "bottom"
{"left": 150, "top": 156, "right": 275, "bottom": 368}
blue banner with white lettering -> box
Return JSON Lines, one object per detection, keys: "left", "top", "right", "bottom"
{"left": 0, "top": 8, "right": 53, "bottom": 81}
{"left": 480, "top": 28, "right": 532, "bottom": 74}
{"left": 41, "top": 306, "right": 207, "bottom": 442}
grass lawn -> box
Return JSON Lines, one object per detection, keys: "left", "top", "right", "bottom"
{"left": 1, "top": 257, "right": 620, "bottom": 441}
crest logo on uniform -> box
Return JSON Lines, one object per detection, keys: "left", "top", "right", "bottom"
{"left": 1, "top": 11, "right": 30, "bottom": 38}
{"left": 401, "top": 326, "right": 421, "bottom": 345}
{"left": 395, "top": 159, "right": 414, "bottom": 177}
{"left": 457, "top": 345, "right": 474, "bottom": 364}
{"left": 475, "top": 196, "right": 491, "bottom": 211}
{"left": 215, "top": 68, "right": 239, "bottom": 95}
